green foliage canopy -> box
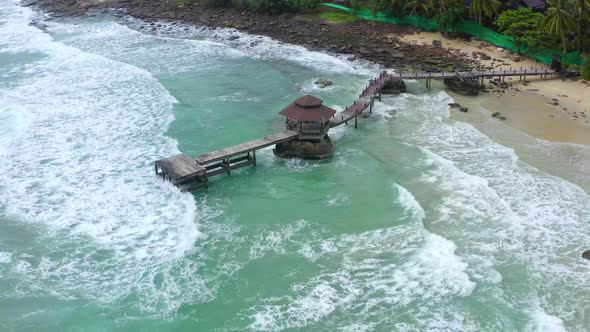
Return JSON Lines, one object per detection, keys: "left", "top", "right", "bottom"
{"left": 542, "top": 0, "right": 576, "bottom": 54}
{"left": 495, "top": 8, "right": 545, "bottom": 54}
{"left": 469, "top": 0, "right": 500, "bottom": 24}
{"left": 582, "top": 55, "right": 590, "bottom": 79}
{"left": 435, "top": 2, "right": 465, "bottom": 32}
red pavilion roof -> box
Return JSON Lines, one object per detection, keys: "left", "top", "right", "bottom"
{"left": 279, "top": 95, "right": 337, "bottom": 123}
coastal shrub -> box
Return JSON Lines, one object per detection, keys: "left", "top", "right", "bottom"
{"left": 495, "top": 8, "right": 545, "bottom": 55}
{"left": 349, "top": 0, "right": 362, "bottom": 12}
{"left": 248, "top": 0, "right": 318, "bottom": 12}
{"left": 369, "top": 0, "right": 390, "bottom": 15}
{"left": 582, "top": 56, "right": 590, "bottom": 80}
{"left": 435, "top": 3, "right": 465, "bottom": 33}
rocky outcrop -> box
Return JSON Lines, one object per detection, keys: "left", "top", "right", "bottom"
{"left": 314, "top": 79, "right": 333, "bottom": 88}
{"left": 273, "top": 136, "right": 334, "bottom": 159}
{"left": 29, "top": 0, "right": 478, "bottom": 73}
{"left": 448, "top": 103, "right": 468, "bottom": 112}
{"left": 443, "top": 76, "right": 481, "bottom": 96}
{"left": 381, "top": 78, "right": 406, "bottom": 94}
{"left": 491, "top": 112, "right": 506, "bottom": 120}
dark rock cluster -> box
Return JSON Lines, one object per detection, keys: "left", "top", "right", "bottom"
{"left": 27, "top": 0, "right": 478, "bottom": 72}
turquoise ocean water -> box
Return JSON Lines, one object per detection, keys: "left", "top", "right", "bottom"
{"left": 1, "top": 1, "right": 589, "bottom": 330}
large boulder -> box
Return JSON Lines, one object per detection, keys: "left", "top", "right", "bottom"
{"left": 273, "top": 136, "right": 334, "bottom": 159}
{"left": 443, "top": 77, "right": 481, "bottom": 96}
{"left": 381, "top": 77, "right": 407, "bottom": 94}
{"left": 582, "top": 250, "right": 590, "bottom": 260}
{"left": 314, "top": 79, "right": 333, "bottom": 88}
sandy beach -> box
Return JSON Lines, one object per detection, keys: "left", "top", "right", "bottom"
{"left": 400, "top": 31, "right": 590, "bottom": 146}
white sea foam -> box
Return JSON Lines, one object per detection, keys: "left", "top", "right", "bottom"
{"left": 0, "top": 1, "right": 203, "bottom": 316}
{"left": 525, "top": 310, "right": 566, "bottom": 332}
{"left": 386, "top": 90, "right": 590, "bottom": 330}
{"left": 248, "top": 224, "right": 475, "bottom": 331}
{"left": 326, "top": 192, "right": 350, "bottom": 207}
{"left": 249, "top": 220, "right": 307, "bottom": 260}
{"left": 0, "top": 251, "right": 12, "bottom": 264}
{"left": 394, "top": 183, "right": 425, "bottom": 222}
{"left": 143, "top": 21, "right": 380, "bottom": 77}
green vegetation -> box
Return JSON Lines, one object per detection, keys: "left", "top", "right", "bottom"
{"left": 469, "top": 0, "right": 500, "bottom": 24}
{"left": 347, "top": 0, "right": 589, "bottom": 63}
{"left": 436, "top": 3, "right": 465, "bottom": 33}
{"left": 182, "top": 0, "right": 589, "bottom": 63}
{"left": 320, "top": 11, "right": 359, "bottom": 22}
{"left": 542, "top": 0, "right": 576, "bottom": 55}
{"left": 496, "top": 8, "right": 545, "bottom": 54}
{"left": 404, "top": 0, "right": 431, "bottom": 15}
{"left": 583, "top": 55, "right": 590, "bottom": 79}
{"left": 183, "top": 0, "right": 319, "bottom": 12}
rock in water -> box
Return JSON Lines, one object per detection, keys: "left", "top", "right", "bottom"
{"left": 491, "top": 112, "right": 501, "bottom": 117}
{"left": 443, "top": 77, "right": 481, "bottom": 96}
{"left": 381, "top": 78, "right": 406, "bottom": 94}
{"left": 582, "top": 250, "right": 590, "bottom": 260}
{"left": 273, "top": 137, "right": 334, "bottom": 159}
{"left": 314, "top": 79, "right": 333, "bottom": 88}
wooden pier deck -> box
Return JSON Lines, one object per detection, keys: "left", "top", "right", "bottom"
{"left": 155, "top": 131, "right": 297, "bottom": 191}
{"left": 396, "top": 68, "right": 555, "bottom": 79}
{"left": 155, "top": 67, "right": 557, "bottom": 191}
{"left": 329, "top": 72, "right": 390, "bottom": 127}
{"left": 195, "top": 131, "right": 298, "bottom": 165}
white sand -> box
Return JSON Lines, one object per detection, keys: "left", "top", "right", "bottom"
{"left": 400, "top": 31, "right": 590, "bottom": 145}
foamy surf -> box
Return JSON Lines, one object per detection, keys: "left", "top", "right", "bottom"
{"left": 2, "top": 0, "right": 590, "bottom": 330}
{"left": 384, "top": 89, "right": 590, "bottom": 330}
{"left": 0, "top": 0, "right": 202, "bottom": 317}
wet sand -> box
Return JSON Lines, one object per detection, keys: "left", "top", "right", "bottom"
{"left": 401, "top": 31, "right": 590, "bottom": 145}
{"left": 444, "top": 85, "right": 590, "bottom": 195}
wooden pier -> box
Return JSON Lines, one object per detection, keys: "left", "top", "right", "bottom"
{"left": 156, "top": 131, "right": 298, "bottom": 191}
{"left": 398, "top": 68, "right": 556, "bottom": 89}
{"left": 155, "top": 67, "right": 556, "bottom": 191}
{"left": 329, "top": 72, "right": 389, "bottom": 127}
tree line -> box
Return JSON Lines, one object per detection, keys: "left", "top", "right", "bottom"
{"left": 186, "top": 0, "right": 590, "bottom": 77}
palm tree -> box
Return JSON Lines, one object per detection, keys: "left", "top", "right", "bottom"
{"left": 469, "top": 0, "right": 501, "bottom": 25}
{"left": 542, "top": 0, "right": 576, "bottom": 55}
{"left": 573, "top": 0, "right": 590, "bottom": 50}
{"left": 404, "top": 0, "right": 432, "bottom": 15}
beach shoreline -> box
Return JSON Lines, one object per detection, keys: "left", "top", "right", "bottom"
{"left": 30, "top": 0, "right": 588, "bottom": 146}
{"left": 28, "top": 0, "right": 590, "bottom": 193}
{"left": 401, "top": 31, "right": 590, "bottom": 145}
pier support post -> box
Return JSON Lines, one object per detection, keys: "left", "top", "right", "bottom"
{"left": 224, "top": 158, "right": 230, "bottom": 175}
{"left": 354, "top": 115, "right": 358, "bottom": 129}
{"left": 252, "top": 150, "right": 257, "bottom": 167}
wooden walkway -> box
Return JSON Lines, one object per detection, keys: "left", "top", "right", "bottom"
{"left": 396, "top": 68, "right": 555, "bottom": 80}
{"left": 155, "top": 67, "right": 557, "bottom": 191}
{"left": 329, "top": 72, "right": 390, "bottom": 127}
{"left": 155, "top": 131, "right": 298, "bottom": 191}
{"left": 195, "top": 131, "right": 298, "bottom": 164}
